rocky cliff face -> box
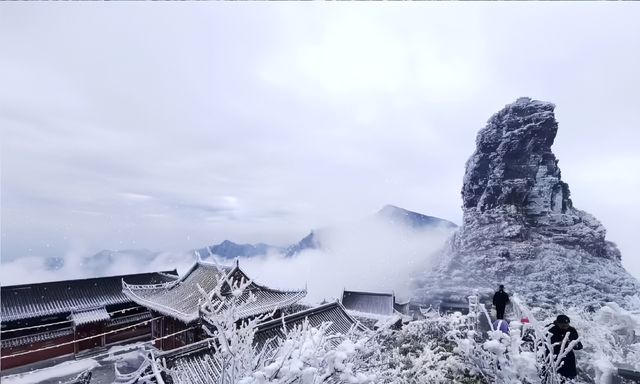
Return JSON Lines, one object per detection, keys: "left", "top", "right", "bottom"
{"left": 416, "top": 98, "right": 639, "bottom": 308}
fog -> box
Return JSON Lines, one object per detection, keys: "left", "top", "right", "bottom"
{"left": 0, "top": 212, "right": 454, "bottom": 306}
{"left": 238, "top": 220, "right": 455, "bottom": 303}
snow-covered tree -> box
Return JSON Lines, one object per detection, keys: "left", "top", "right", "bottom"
{"left": 197, "top": 270, "right": 271, "bottom": 383}
{"left": 195, "top": 267, "right": 374, "bottom": 384}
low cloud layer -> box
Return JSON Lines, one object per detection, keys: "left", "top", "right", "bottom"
{"left": 237, "top": 220, "right": 454, "bottom": 303}
{"left": 0, "top": 216, "right": 453, "bottom": 305}
{"left": 0, "top": 248, "right": 194, "bottom": 286}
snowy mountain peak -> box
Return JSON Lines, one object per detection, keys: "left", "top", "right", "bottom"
{"left": 417, "top": 98, "right": 640, "bottom": 308}
{"left": 197, "top": 241, "right": 282, "bottom": 259}
{"left": 461, "top": 97, "right": 616, "bottom": 260}
{"left": 284, "top": 206, "right": 457, "bottom": 257}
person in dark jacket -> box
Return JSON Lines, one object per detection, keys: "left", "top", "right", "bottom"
{"left": 492, "top": 285, "right": 510, "bottom": 320}
{"left": 548, "top": 314, "right": 583, "bottom": 380}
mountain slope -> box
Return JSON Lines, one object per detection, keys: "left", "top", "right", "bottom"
{"left": 376, "top": 205, "right": 457, "bottom": 230}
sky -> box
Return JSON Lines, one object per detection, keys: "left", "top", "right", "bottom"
{"left": 1, "top": 3, "right": 640, "bottom": 282}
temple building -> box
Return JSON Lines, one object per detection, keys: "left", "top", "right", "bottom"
{"left": 1, "top": 271, "right": 178, "bottom": 369}
{"left": 341, "top": 290, "right": 395, "bottom": 316}
{"left": 116, "top": 301, "right": 364, "bottom": 384}
{"left": 340, "top": 289, "right": 414, "bottom": 330}
{"left": 122, "top": 259, "right": 307, "bottom": 351}
{"left": 1, "top": 259, "right": 306, "bottom": 371}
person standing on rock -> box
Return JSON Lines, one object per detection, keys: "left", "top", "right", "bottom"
{"left": 547, "top": 315, "right": 583, "bottom": 380}
{"left": 492, "top": 285, "right": 510, "bottom": 320}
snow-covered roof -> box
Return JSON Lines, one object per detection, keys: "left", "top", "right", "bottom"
{"left": 122, "top": 260, "right": 306, "bottom": 324}
{"left": 1, "top": 328, "right": 74, "bottom": 349}
{"left": 128, "top": 302, "right": 363, "bottom": 384}
{"left": 71, "top": 307, "right": 111, "bottom": 326}
{"left": 0, "top": 271, "right": 178, "bottom": 322}
{"left": 109, "top": 311, "right": 152, "bottom": 327}
{"left": 165, "top": 341, "right": 225, "bottom": 384}
{"left": 394, "top": 301, "right": 411, "bottom": 315}
{"left": 341, "top": 290, "right": 395, "bottom": 316}
{"left": 254, "top": 301, "right": 365, "bottom": 347}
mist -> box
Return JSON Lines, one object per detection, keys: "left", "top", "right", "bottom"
{"left": 0, "top": 247, "right": 194, "bottom": 286}
{"left": 238, "top": 219, "right": 455, "bottom": 303}
{"left": 0, "top": 214, "right": 454, "bottom": 305}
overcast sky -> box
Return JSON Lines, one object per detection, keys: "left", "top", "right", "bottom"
{"left": 1, "top": 3, "right": 639, "bottom": 279}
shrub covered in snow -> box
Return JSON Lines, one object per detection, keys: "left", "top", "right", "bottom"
{"left": 194, "top": 269, "right": 639, "bottom": 384}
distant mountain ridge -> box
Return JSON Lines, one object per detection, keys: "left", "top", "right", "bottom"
{"left": 284, "top": 231, "right": 322, "bottom": 257}
{"left": 44, "top": 249, "right": 162, "bottom": 275}
{"left": 56, "top": 205, "right": 457, "bottom": 266}
{"left": 284, "top": 205, "right": 457, "bottom": 257}
{"left": 377, "top": 205, "right": 457, "bottom": 230}
{"left": 196, "top": 240, "right": 283, "bottom": 259}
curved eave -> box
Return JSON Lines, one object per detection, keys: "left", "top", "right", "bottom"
{"left": 122, "top": 286, "right": 199, "bottom": 324}
{"left": 237, "top": 290, "right": 307, "bottom": 318}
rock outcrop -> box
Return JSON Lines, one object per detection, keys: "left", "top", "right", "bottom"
{"left": 415, "top": 98, "right": 639, "bottom": 308}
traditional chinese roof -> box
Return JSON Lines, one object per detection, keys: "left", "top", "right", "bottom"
{"left": 0, "top": 328, "right": 74, "bottom": 349}
{"left": 109, "top": 311, "right": 152, "bottom": 327}
{"left": 1, "top": 271, "right": 178, "bottom": 323}
{"left": 71, "top": 307, "right": 111, "bottom": 326}
{"left": 341, "top": 290, "right": 395, "bottom": 316}
{"left": 122, "top": 260, "right": 306, "bottom": 324}
{"left": 124, "top": 302, "right": 362, "bottom": 384}
{"left": 393, "top": 301, "right": 411, "bottom": 315}
{"left": 254, "top": 301, "right": 365, "bottom": 348}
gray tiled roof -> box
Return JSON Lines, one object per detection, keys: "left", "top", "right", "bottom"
{"left": 341, "top": 290, "right": 395, "bottom": 316}
{"left": 0, "top": 328, "right": 74, "bottom": 348}
{"left": 142, "top": 302, "right": 362, "bottom": 384}
{"left": 254, "top": 301, "right": 364, "bottom": 348}
{"left": 71, "top": 307, "right": 111, "bottom": 326}
{"left": 109, "top": 311, "right": 152, "bottom": 327}
{"left": 123, "top": 260, "right": 306, "bottom": 324}
{"left": 1, "top": 271, "right": 178, "bottom": 322}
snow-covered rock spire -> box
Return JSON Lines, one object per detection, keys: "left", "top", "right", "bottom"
{"left": 416, "top": 98, "right": 640, "bottom": 308}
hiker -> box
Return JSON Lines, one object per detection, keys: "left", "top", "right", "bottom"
{"left": 548, "top": 314, "right": 583, "bottom": 380}
{"left": 492, "top": 284, "right": 510, "bottom": 320}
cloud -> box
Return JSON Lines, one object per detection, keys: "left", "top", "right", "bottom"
{"left": 0, "top": 246, "right": 195, "bottom": 286}
{"left": 238, "top": 219, "right": 455, "bottom": 304}
{"left": 0, "top": 215, "right": 454, "bottom": 303}
{"left": 259, "top": 6, "right": 488, "bottom": 101}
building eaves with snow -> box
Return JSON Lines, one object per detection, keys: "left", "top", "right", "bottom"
{"left": 341, "top": 290, "right": 396, "bottom": 317}
{"left": 1, "top": 271, "right": 178, "bottom": 323}
{"left": 122, "top": 259, "right": 307, "bottom": 324}
{"left": 0, "top": 270, "right": 178, "bottom": 369}
{"left": 119, "top": 301, "right": 365, "bottom": 384}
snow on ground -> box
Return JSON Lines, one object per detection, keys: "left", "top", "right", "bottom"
{"left": 103, "top": 341, "right": 147, "bottom": 362}
{"left": 1, "top": 359, "right": 99, "bottom": 384}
